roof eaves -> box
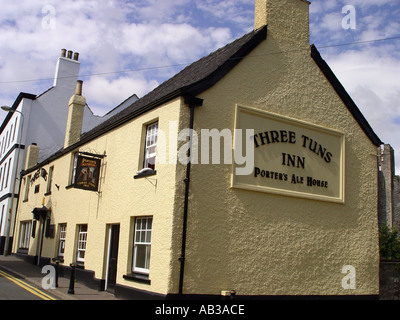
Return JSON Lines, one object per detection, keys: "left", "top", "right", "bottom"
{"left": 311, "top": 44, "right": 382, "bottom": 147}
{"left": 22, "top": 26, "right": 269, "bottom": 174}
{"left": 186, "top": 25, "right": 268, "bottom": 96}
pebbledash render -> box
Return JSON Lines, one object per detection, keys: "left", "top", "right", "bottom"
{"left": 13, "top": 0, "right": 382, "bottom": 299}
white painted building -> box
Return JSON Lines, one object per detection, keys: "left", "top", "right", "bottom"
{"left": 0, "top": 49, "right": 137, "bottom": 254}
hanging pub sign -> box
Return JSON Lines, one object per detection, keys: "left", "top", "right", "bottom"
{"left": 232, "top": 105, "right": 345, "bottom": 203}
{"left": 74, "top": 155, "right": 101, "bottom": 191}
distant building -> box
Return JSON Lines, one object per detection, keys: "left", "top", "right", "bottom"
{"left": 378, "top": 144, "right": 400, "bottom": 231}
{"left": 0, "top": 50, "right": 137, "bottom": 255}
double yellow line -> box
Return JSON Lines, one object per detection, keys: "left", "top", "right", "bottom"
{"left": 0, "top": 269, "right": 57, "bottom": 300}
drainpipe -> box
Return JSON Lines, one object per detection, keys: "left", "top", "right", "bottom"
{"left": 178, "top": 95, "right": 203, "bottom": 296}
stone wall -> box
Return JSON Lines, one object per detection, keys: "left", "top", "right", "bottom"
{"left": 378, "top": 144, "right": 400, "bottom": 231}
{"left": 380, "top": 261, "right": 400, "bottom": 300}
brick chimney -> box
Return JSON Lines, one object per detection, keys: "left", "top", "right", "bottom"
{"left": 53, "top": 49, "right": 80, "bottom": 90}
{"left": 64, "top": 80, "right": 86, "bottom": 148}
{"left": 254, "top": 0, "right": 310, "bottom": 48}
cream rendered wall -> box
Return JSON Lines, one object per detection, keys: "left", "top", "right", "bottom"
{"left": 14, "top": 97, "right": 185, "bottom": 295}
{"left": 178, "top": 8, "right": 379, "bottom": 297}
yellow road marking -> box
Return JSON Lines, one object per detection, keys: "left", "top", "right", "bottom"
{"left": 0, "top": 269, "right": 57, "bottom": 300}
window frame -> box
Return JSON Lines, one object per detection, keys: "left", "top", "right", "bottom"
{"left": 1, "top": 162, "right": 6, "bottom": 190}
{"left": 57, "top": 223, "right": 67, "bottom": 258}
{"left": 19, "top": 220, "right": 32, "bottom": 249}
{"left": 76, "top": 224, "right": 88, "bottom": 264}
{"left": 70, "top": 153, "right": 79, "bottom": 186}
{"left": 46, "top": 166, "right": 54, "bottom": 194}
{"left": 4, "top": 157, "right": 11, "bottom": 189}
{"left": 24, "top": 175, "right": 31, "bottom": 201}
{"left": 132, "top": 217, "right": 153, "bottom": 275}
{"left": 143, "top": 122, "right": 158, "bottom": 171}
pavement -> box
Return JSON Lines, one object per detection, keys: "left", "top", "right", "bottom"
{"left": 0, "top": 254, "right": 119, "bottom": 300}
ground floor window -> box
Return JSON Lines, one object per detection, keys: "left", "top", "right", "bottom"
{"left": 19, "top": 221, "right": 32, "bottom": 249}
{"left": 76, "top": 224, "right": 87, "bottom": 263}
{"left": 132, "top": 217, "right": 152, "bottom": 274}
{"left": 57, "top": 224, "right": 67, "bottom": 258}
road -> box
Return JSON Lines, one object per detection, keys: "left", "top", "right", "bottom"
{"left": 0, "top": 269, "right": 57, "bottom": 300}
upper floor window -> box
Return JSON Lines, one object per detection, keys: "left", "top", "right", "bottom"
{"left": 46, "top": 166, "right": 54, "bottom": 194}
{"left": 1, "top": 162, "right": 7, "bottom": 190}
{"left": 12, "top": 117, "right": 18, "bottom": 142}
{"left": 4, "top": 158, "right": 11, "bottom": 189}
{"left": 24, "top": 175, "right": 31, "bottom": 201}
{"left": 143, "top": 122, "right": 158, "bottom": 170}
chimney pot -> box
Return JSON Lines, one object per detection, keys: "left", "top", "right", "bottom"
{"left": 67, "top": 50, "right": 73, "bottom": 59}
{"left": 61, "top": 49, "right": 67, "bottom": 58}
{"left": 75, "top": 80, "right": 83, "bottom": 96}
{"left": 73, "top": 52, "right": 79, "bottom": 61}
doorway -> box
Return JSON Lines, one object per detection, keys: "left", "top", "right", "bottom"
{"left": 106, "top": 224, "right": 120, "bottom": 292}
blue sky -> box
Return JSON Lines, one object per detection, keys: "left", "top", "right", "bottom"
{"left": 0, "top": 0, "right": 399, "bottom": 171}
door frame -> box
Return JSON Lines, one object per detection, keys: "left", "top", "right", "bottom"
{"left": 105, "top": 224, "right": 120, "bottom": 292}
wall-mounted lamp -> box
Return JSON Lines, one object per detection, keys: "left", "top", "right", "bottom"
{"left": 1, "top": 106, "right": 13, "bottom": 112}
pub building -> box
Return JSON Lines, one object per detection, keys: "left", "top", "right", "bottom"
{"left": 13, "top": 0, "right": 382, "bottom": 299}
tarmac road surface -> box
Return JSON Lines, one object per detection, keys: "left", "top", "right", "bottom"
{"left": 0, "top": 269, "right": 57, "bottom": 300}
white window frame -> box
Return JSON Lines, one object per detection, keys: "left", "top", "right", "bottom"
{"left": 47, "top": 166, "right": 54, "bottom": 193}
{"left": 132, "top": 217, "right": 152, "bottom": 275}
{"left": 143, "top": 122, "right": 158, "bottom": 170}
{"left": 70, "top": 154, "right": 79, "bottom": 185}
{"left": 0, "top": 162, "right": 6, "bottom": 190}
{"left": 24, "top": 175, "right": 31, "bottom": 201}
{"left": 19, "top": 221, "right": 32, "bottom": 249}
{"left": 76, "top": 224, "right": 87, "bottom": 263}
{"left": 57, "top": 223, "right": 67, "bottom": 258}
{"left": 0, "top": 205, "right": 4, "bottom": 235}
{"left": 4, "top": 157, "right": 11, "bottom": 189}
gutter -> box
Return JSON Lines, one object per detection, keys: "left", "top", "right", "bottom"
{"left": 178, "top": 95, "right": 203, "bottom": 296}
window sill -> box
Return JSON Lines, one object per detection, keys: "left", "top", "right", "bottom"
{"left": 123, "top": 273, "right": 151, "bottom": 285}
{"left": 134, "top": 169, "right": 156, "bottom": 179}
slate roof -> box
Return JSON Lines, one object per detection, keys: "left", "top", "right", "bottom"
{"left": 23, "top": 23, "right": 382, "bottom": 173}
{"left": 80, "top": 25, "right": 268, "bottom": 142}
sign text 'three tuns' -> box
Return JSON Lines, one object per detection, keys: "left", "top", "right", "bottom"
{"left": 232, "top": 105, "right": 345, "bottom": 203}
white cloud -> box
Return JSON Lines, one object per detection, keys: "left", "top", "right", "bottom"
{"left": 84, "top": 76, "right": 159, "bottom": 115}
{"left": 0, "top": 0, "right": 233, "bottom": 118}
{"left": 324, "top": 47, "right": 400, "bottom": 172}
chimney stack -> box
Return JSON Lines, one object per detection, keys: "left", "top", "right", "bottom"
{"left": 254, "top": 0, "right": 310, "bottom": 48}
{"left": 64, "top": 80, "right": 86, "bottom": 148}
{"left": 53, "top": 48, "right": 80, "bottom": 89}
{"left": 25, "top": 143, "right": 40, "bottom": 170}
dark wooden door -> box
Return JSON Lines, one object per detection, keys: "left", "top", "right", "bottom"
{"left": 107, "top": 225, "right": 120, "bottom": 291}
